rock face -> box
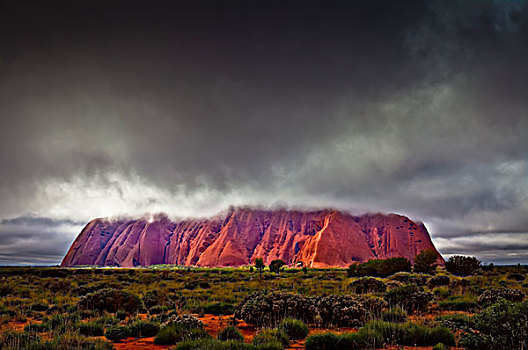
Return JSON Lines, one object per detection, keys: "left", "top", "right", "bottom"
{"left": 61, "top": 207, "right": 443, "bottom": 268}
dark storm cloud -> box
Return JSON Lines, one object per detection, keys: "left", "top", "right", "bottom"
{"left": 0, "top": 217, "right": 83, "bottom": 265}
{"left": 0, "top": 0, "right": 527, "bottom": 264}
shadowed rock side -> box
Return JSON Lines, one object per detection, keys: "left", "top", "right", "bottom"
{"left": 61, "top": 208, "right": 443, "bottom": 267}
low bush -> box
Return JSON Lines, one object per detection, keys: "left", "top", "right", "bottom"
{"left": 428, "top": 275, "right": 450, "bottom": 288}
{"left": 461, "top": 300, "right": 528, "bottom": 350}
{"left": 164, "top": 314, "right": 205, "bottom": 329}
{"left": 348, "top": 258, "right": 412, "bottom": 278}
{"left": 435, "top": 314, "right": 473, "bottom": 331}
{"left": 277, "top": 318, "right": 309, "bottom": 340}
{"left": 202, "top": 302, "right": 235, "bottom": 315}
{"left": 438, "top": 295, "right": 478, "bottom": 311}
{"left": 30, "top": 303, "right": 49, "bottom": 312}
{"left": 349, "top": 277, "right": 386, "bottom": 294}
{"left": 381, "top": 307, "right": 407, "bottom": 323}
{"left": 360, "top": 321, "right": 455, "bottom": 347}
{"left": 478, "top": 287, "right": 525, "bottom": 306}
{"left": 175, "top": 338, "right": 283, "bottom": 350}
{"left": 0, "top": 284, "right": 14, "bottom": 297}
{"left": 149, "top": 305, "right": 165, "bottom": 315}
{"left": 154, "top": 325, "right": 210, "bottom": 345}
{"left": 77, "top": 321, "right": 105, "bottom": 336}
{"left": 388, "top": 272, "right": 427, "bottom": 285}
{"left": 2, "top": 331, "right": 114, "bottom": 350}
{"left": 142, "top": 289, "right": 167, "bottom": 308}
{"left": 305, "top": 332, "right": 341, "bottom": 350}
{"left": 46, "top": 334, "right": 115, "bottom": 349}
{"left": 305, "top": 322, "right": 454, "bottom": 349}
{"left": 24, "top": 322, "right": 48, "bottom": 333}
{"left": 0, "top": 331, "right": 43, "bottom": 349}
{"left": 384, "top": 285, "right": 432, "bottom": 314}
{"left": 317, "top": 295, "right": 385, "bottom": 327}
{"left": 217, "top": 326, "right": 244, "bottom": 342}
{"left": 252, "top": 329, "right": 290, "bottom": 348}
{"left": 128, "top": 320, "right": 160, "bottom": 338}
{"left": 78, "top": 288, "right": 142, "bottom": 314}
{"left": 105, "top": 325, "right": 131, "bottom": 341}
{"left": 433, "top": 287, "right": 450, "bottom": 299}
{"left": 44, "top": 313, "right": 80, "bottom": 328}
{"left": 235, "top": 292, "right": 385, "bottom": 327}
{"left": 507, "top": 273, "right": 525, "bottom": 281}
{"left": 116, "top": 310, "right": 127, "bottom": 321}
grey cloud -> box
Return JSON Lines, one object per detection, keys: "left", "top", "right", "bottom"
{"left": 1, "top": 216, "right": 84, "bottom": 227}
{"left": 0, "top": 217, "right": 84, "bottom": 265}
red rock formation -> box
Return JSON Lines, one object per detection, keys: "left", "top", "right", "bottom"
{"left": 61, "top": 207, "right": 443, "bottom": 267}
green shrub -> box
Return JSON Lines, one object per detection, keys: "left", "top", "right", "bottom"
{"left": 305, "top": 331, "right": 378, "bottom": 350}
{"left": 93, "top": 314, "right": 119, "bottom": 327}
{"left": 78, "top": 321, "right": 105, "bottom": 336}
{"left": 389, "top": 272, "right": 427, "bottom": 285}
{"left": 142, "top": 289, "right": 167, "bottom": 308}
{"left": 175, "top": 338, "right": 283, "bottom": 350}
{"left": 433, "top": 343, "right": 446, "bottom": 350}
{"left": 165, "top": 314, "right": 205, "bottom": 329}
{"left": 44, "top": 333, "right": 115, "bottom": 349}
{"left": 433, "top": 287, "right": 451, "bottom": 299}
{"left": 384, "top": 284, "right": 432, "bottom": 313}
{"left": 217, "top": 326, "right": 244, "bottom": 342}
{"left": 507, "top": 273, "right": 525, "bottom": 281}
{"left": 438, "top": 295, "right": 478, "bottom": 311}
{"left": 203, "top": 302, "right": 235, "bottom": 315}
{"left": 128, "top": 320, "right": 160, "bottom": 338}
{"left": 78, "top": 288, "right": 142, "bottom": 314}
{"left": 305, "top": 332, "right": 340, "bottom": 350}
{"left": 149, "top": 305, "right": 165, "bottom": 315}
{"left": 413, "top": 249, "right": 439, "bottom": 275}
{"left": 105, "top": 325, "right": 131, "bottom": 341}
{"left": 252, "top": 329, "right": 290, "bottom": 348}
{"left": 461, "top": 300, "right": 528, "bottom": 350}
{"left": 348, "top": 258, "right": 411, "bottom": 278}
{"left": 0, "top": 284, "right": 14, "bottom": 297}
{"left": 235, "top": 291, "right": 385, "bottom": 328}
{"left": 381, "top": 307, "right": 407, "bottom": 323}
{"left": 361, "top": 321, "right": 455, "bottom": 346}
{"left": 154, "top": 325, "right": 210, "bottom": 345}
{"left": 30, "top": 303, "right": 49, "bottom": 312}
{"left": 445, "top": 256, "right": 481, "bottom": 276}
{"left": 478, "top": 287, "right": 526, "bottom": 306}
{"left": 116, "top": 310, "right": 127, "bottom": 321}
{"left": 349, "top": 277, "right": 386, "bottom": 294}
{"left": 435, "top": 314, "right": 473, "bottom": 331}
{"left": 24, "top": 322, "right": 48, "bottom": 333}
{"left": 428, "top": 275, "right": 450, "bottom": 288}
{"left": 0, "top": 331, "right": 43, "bottom": 349}
{"left": 45, "top": 314, "right": 79, "bottom": 328}
{"left": 277, "top": 318, "right": 309, "bottom": 340}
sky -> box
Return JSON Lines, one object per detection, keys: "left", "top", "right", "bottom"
{"left": 0, "top": 0, "right": 527, "bottom": 265}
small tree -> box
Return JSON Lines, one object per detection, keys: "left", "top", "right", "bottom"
{"left": 269, "top": 259, "right": 286, "bottom": 274}
{"left": 414, "top": 249, "right": 439, "bottom": 275}
{"left": 255, "top": 258, "right": 265, "bottom": 278}
{"left": 445, "top": 255, "right": 481, "bottom": 276}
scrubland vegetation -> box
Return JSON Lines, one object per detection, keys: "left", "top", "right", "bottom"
{"left": 0, "top": 253, "right": 527, "bottom": 349}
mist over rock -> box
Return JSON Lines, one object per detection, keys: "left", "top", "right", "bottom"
{"left": 61, "top": 207, "right": 443, "bottom": 267}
